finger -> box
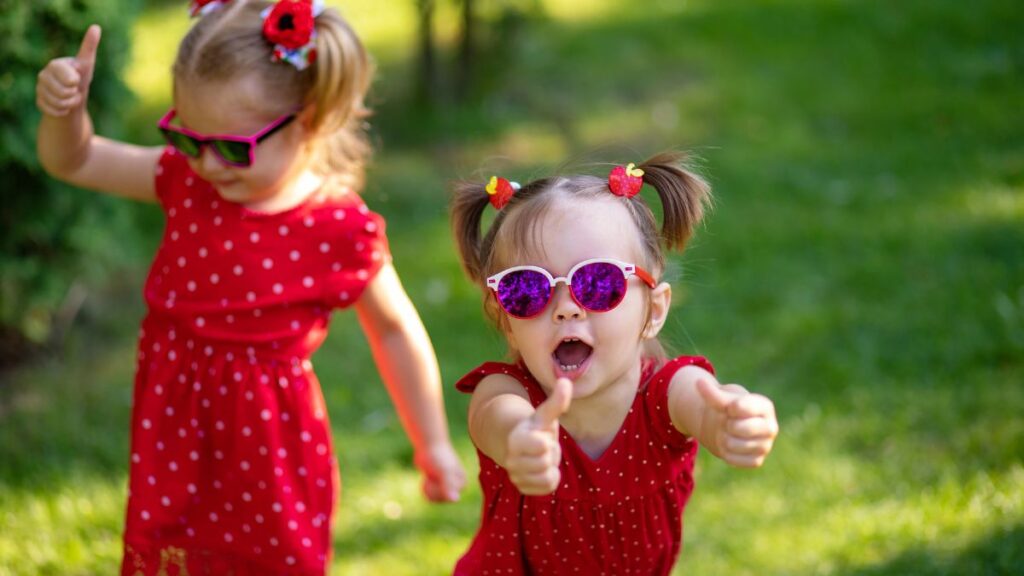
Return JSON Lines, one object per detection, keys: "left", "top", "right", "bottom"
{"left": 723, "top": 452, "right": 769, "bottom": 469}
{"left": 730, "top": 394, "right": 776, "bottom": 420}
{"left": 724, "top": 435, "right": 775, "bottom": 456}
{"left": 76, "top": 25, "right": 102, "bottom": 67}
{"left": 510, "top": 429, "right": 555, "bottom": 457}
{"left": 40, "top": 92, "right": 82, "bottom": 112}
{"left": 697, "top": 378, "right": 736, "bottom": 413}
{"left": 507, "top": 454, "right": 558, "bottom": 475}
{"left": 727, "top": 416, "right": 778, "bottom": 439}
{"left": 43, "top": 59, "right": 82, "bottom": 88}
{"left": 37, "top": 99, "right": 69, "bottom": 117}
{"left": 437, "top": 465, "right": 465, "bottom": 502}
{"left": 37, "top": 94, "right": 79, "bottom": 116}
{"left": 422, "top": 479, "right": 445, "bottom": 502}
{"left": 43, "top": 84, "right": 79, "bottom": 101}
{"left": 531, "top": 377, "right": 572, "bottom": 431}
{"left": 512, "top": 469, "right": 561, "bottom": 495}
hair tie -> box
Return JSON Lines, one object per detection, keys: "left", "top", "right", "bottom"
{"left": 189, "top": 0, "right": 231, "bottom": 17}
{"left": 261, "top": 0, "right": 325, "bottom": 71}
{"left": 486, "top": 176, "right": 519, "bottom": 210}
{"left": 608, "top": 162, "right": 645, "bottom": 198}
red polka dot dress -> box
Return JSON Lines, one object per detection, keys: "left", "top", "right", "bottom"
{"left": 121, "top": 149, "right": 389, "bottom": 575}
{"left": 454, "top": 356, "right": 714, "bottom": 576}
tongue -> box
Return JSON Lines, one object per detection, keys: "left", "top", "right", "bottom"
{"left": 554, "top": 341, "right": 592, "bottom": 366}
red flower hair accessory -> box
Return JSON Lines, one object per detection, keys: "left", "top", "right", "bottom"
{"left": 486, "top": 176, "right": 519, "bottom": 210}
{"left": 189, "top": 0, "right": 230, "bottom": 17}
{"left": 608, "top": 162, "right": 645, "bottom": 198}
{"left": 261, "top": 0, "right": 325, "bottom": 70}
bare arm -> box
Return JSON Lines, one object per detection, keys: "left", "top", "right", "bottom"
{"left": 468, "top": 375, "right": 571, "bottom": 495}
{"left": 36, "top": 25, "right": 161, "bottom": 202}
{"left": 354, "top": 263, "right": 465, "bottom": 502}
{"left": 467, "top": 374, "right": 536, "bottom": 466}
{"left": 668, "top": 365, "right": 778, "bottom": 468}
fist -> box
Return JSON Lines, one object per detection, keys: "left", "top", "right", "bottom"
{"left": 36, "top": 25, "right": 101, "bottom": 117}
{"left": 698, "top": 379, "right": 778, "bottom": 468}
{"left": 414, "top": 442, "right": 467, "bottom": 503}
{"left": 505, "top": 378, "right": 572, "bottom": 495}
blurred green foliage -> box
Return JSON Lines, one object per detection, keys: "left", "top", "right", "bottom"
{"left": 0, "top": 0, "right": 143, "bottom": 349}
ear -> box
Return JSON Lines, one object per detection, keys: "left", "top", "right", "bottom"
{"left": 298, "top": 103, "right": 318, "bottom": 130}
{"left": 642, "top": 281, "right": 672, "bottom": 339}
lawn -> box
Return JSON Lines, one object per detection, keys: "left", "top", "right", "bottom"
{"left": 1, "top": 0, "right": 1022, "bottom": 574}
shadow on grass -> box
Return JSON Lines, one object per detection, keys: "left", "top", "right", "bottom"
{"left": 842, "top": 523, "right": 1024, "bottom": 576}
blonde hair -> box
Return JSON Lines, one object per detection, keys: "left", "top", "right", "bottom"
{"left": 172, "top": 1, "right": 373, "bottom": 190}
{"left": 451, "top": 152, "right": 712, "bottom": 360}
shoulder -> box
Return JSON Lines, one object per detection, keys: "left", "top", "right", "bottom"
{"left": 653, "top": 355, "right": 715, "bottom": 390}
{"left": 643, "top": 356, "right": 716, "bottom": 415}
{"left": 455, "top": 361, "right": 529, "bottom": 395}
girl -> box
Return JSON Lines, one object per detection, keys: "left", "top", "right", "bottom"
{"left": 449, "top": 153, "right": 779, "bottom": 574}
{"left": 35, "top": 1, "right": 465, "bottom": 573}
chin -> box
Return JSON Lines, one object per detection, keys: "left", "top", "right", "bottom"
{"left": 214, "top": 184, "right": 258, "bottom": 205}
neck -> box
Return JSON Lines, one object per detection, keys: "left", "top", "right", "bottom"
{"left": 558, "top": 360, "right": 643, "bottom": 460}
{"left": 244, "top": 170, "right": 323, "bottom": 213}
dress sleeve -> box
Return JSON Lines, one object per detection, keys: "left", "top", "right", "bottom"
{"left": 454, "top": 362, "right": 523, "bottom": 394}
{"left": 321, "top": 202, "right": 391, "bottom": 309}
{"left": 153, "top": 147, "right": 184, "bottom": 210}
{"left": 644, "top": 355, "right": 715, "bottom": 450}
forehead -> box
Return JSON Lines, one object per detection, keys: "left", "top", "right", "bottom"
{"left": 173, "top": 76, "right": 280, "bottom": 132}
{"left": 499, "top": 195, "right": 645, "bottom": 270}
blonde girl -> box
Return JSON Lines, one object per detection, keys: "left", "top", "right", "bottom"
{"left": 36, "top": 1, "right": 464, "bottom": 573}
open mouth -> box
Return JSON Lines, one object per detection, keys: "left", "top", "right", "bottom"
{"left": 553, "top": 338, "right": 593, "bottom": 373}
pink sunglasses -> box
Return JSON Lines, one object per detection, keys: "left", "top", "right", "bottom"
{"left": 487, "top": 258, "right": 656, "bottom": 319}
{"left": 157, "top": 109, "right": 296, "bottom": 168}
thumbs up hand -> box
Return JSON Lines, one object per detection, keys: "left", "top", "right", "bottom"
{"left": 505, "top": 378, "right": 572, "bottom": 495}
{"left": 697, "top": 378, "right": 778, "bottom": 468}
{"left": 36, "top": 25, "right": 102, "bottom": 117}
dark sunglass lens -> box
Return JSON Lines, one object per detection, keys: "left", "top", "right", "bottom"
{"left": 497, "top": 270, "right": 551, "bottom": 318}
{"left": 212, "top": 140, "right": 252, "bottom": 166}
{"left": 571, "top": 262, "right": 626, "bottom": 312}
{"left": 160, "top": 129, "right": 201, "bottom": 158}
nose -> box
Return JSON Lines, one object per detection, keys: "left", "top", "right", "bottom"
{"left": 551, "top": 283, "right": 584, "bottom": 321}
{"left": 197, "top": 145, "right": 224, "bottom": 173}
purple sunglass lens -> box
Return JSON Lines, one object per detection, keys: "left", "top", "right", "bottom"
{"left": 571, "top": 262, "right": 626, "bottom": 312}
{"left": 497, "top": 269, "right": 551, "bottom": 318}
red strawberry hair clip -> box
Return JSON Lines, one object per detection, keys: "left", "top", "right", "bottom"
{"left": 486, "top": 176, "right": 519, "bottom": 210}
{"left": 608, "top": 162, "right": 645, "bottom": 198}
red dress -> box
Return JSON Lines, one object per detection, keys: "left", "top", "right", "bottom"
{"left": 454, "top": 356, "right": 714, "bottom": 576}
{"left": 121, "top": 149, "right": 389, "bottom": 575}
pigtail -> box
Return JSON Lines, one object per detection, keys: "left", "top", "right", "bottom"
{"left": 311, "top": 10, "right": 374, "bottom": 189}
{"left": 637, "top": 151, "right": 712, "bottom": 251}
{"left": 450, "top": 181, "right": 495, "bottom": 283}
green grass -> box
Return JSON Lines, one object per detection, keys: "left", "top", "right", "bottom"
{"left": 2, "top": 0, "right": 1023, "bottom": 574}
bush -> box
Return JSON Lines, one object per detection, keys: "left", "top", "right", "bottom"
{"left": 0, "top": 0, "right": 143, "bottom": 352}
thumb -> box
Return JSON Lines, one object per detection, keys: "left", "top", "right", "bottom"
{"left": 75, "top": 25, "right": 102, "bottom": 80}
{"left": 531, "top": 378, "right": 572, "bottom": 431}
{"left": 697, "top": 378, "right": 735, "bottom": 414}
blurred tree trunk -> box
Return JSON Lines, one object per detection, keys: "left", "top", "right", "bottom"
{"left": 455, "top": 0, "right": 476, "bottom": 102}
{"left": 414, "top": 0, "right": 437, "bottom": 108}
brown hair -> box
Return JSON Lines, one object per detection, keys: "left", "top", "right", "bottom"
{"left": 451, "top": 151, "right": 712, "bottom": 357}
{"left": 172, "top": 1, "right": 373, "bottom": 190}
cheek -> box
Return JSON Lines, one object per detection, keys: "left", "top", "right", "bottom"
{"left": 602, "top": 296, "right": 648, "bottom": 339}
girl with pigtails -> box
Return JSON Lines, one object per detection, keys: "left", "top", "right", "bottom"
{"left": 36, "top": 1, "right": 465, "bottom": 573}
{"left": 450, "top": 153, "right": 779, "bottom": 574}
